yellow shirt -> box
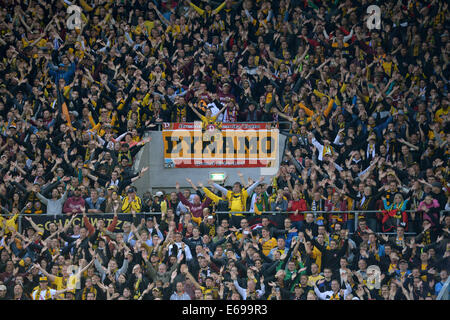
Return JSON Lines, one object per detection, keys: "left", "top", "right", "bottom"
{"left": 260, "top": 237, "right": 277, "bottom": 256}
{"left": 0, "top": 214, "right": 18, "bottom": 235}
{"left": 307, "top": 274, "right": 324, "bottom": 287}
{"left": 202, "top": 187, "right": 222, "bottom": 204}
{"left": 200, "top": 286, "right": 219, "bottom": 299}
{"left": 121, "top": 195, "right": 142, "bottom": 213}
{"left": 52, "top": 276, "right": 64, "bottom": 290}
{"left": 420, "top": 264, "right": 428, "bottom": 282}
{"left": 200, "top": 115, "right": 218, "bottom": 130}
{"left": 310, "top": 246, "right": 323, "bottom": 272}
{"left": 160, "top": 200, "right": 167, "bottom": 214}
{"left": 52, "top": 276, "right": 69, "bottom": 300}
{"left": 435, "top": 108, "right": 448, "bottom": 124}
{"left": 226, "top": 190, "right": 249, "bottom": 214}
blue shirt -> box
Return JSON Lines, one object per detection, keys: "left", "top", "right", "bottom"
{"left": 85, "top": 197, "right": 105, "bottom": 210}
{"left": 435, "top": 280, "right": 449, "bottom": 297}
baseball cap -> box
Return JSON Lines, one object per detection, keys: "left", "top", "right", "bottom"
{"left": 39, "top": 276, "right": 48, "bottom": 282}
{"left": 0, "top": 285, "right": 6, "bottom": 291}
{"left": 155, "top": 191, "right": 163, "bottom": 197}
{"left": 127, "top": 186, "right": 136, "bottom": 193}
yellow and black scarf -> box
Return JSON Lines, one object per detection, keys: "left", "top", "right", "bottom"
{"left": 32, "top": 287, "right": 52, "bottom": 300}
{"left": 81, "top": 287, "right": 97, "bottom": 300}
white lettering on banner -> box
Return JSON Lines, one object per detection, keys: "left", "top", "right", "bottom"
{"left": 163, "top": 123, "right": 278, "bottom": 168}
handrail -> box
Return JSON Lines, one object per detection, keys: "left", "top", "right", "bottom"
{"left": 4, "top": 210, "right": 448, "bottom": 235}
{"left": 2, "top": 209, "right": 438, "bottom": 217}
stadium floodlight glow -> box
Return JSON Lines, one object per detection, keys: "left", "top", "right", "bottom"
{"left": 209, "top": 173, "right": 226, "bottom": 182}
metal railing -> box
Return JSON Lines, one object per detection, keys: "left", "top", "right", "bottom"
{"left": 212, "top": 210, "right": 429, "bottom": 235}
{"left": 2, "top": 210, "right": 447, "bottom": 235}
{"left": 1, "top": 212, "right": 162, "bottom": 234}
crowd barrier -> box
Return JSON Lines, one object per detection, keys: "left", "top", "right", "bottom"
{"left": 2, "top": 210, "right": 447, "bottom": 235}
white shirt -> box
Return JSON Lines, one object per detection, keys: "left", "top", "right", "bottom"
{"left": 249, "top": 193, "right": 257, "bottom": 213}
{"left": 314, "top": 282, "right": 352, "bottom": 300}
{"left": 169, "top": 242, "right": 193, "bottom": 261}
{"left": 31, "top": 288, "right": 57, "bottom": 300}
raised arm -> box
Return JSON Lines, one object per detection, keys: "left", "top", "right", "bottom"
{"left": 236, "top": 171, "right": 246, "bottom": 188}
{"left": 184, "top": 269, "right": 202, "bottom": 290}
{"left": 36, "top": 192, "right": 49, "bottom": 205}
{"left": 212, "top": 183, "right": 229, "bottom": 196}
{"left": 34, "top": 263, "right": 56, "bottom": 283}
{"left": 201, "top": 185, "right": 222, "bottom": 204}
{"left": 188, "top": 102, "right": 203, "bottom": 119}
{"left": 215, "top": 102, "right": 228, "bottom": 117}
{"left": 187, "top": 0, "right": 205, "bottom": 16}
{"left": 76, "top": 257, "right": 95, "bottom": 276}
{"left": 246, "top": 177, "right": 265, "bottom": 195}
{"left": 24, "top": 216, "right": 44, "bottom": 234}
{"left": 149, "top": 2, "right": 171, "bottom": 26}
{"left": 130, "top": 166, "right": 149, "bottom": 183}
{"left": 185, "top": 178, "right": 198, "bottom": 192}
{"left": 212, "top": 0, "right": 227, "bottom": 14}
{"left": 276, "top": 110, "right": 295, "bottom": 122}
{"left": 314, "top": 284, "right": 329, "bottom": 300}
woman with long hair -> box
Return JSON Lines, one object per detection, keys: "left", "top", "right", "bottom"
{"left": 105, "top": 191, "right": 122, "bottom": 214}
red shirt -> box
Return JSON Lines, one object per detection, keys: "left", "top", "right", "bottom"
{"left": 287, "top": 199, "right": 307, "bottom": 221}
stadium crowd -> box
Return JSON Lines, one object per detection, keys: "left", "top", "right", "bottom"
{"left": 0, "top": 0, "right": 449, "bottom": 301}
